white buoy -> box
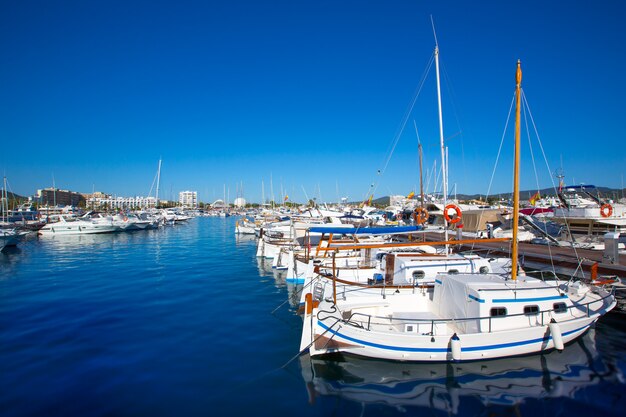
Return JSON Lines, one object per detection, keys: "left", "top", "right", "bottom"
{"left": 549, "top": 319, "right": 564, "bottom": 351}
{"left": 450, "top": 333, "right": 461, "bottom": 361}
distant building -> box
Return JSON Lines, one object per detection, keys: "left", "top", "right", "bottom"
{"left": 233, "top": 197, "right": 246, "bottom": 208}
{"left": 212, "top": 199, "right": 227, "bottom": 208}
{"left": 179, "top": 191, "right": 198, "bottom": 208}
{"left": 37, "top": 188, "right": 86, "bottom": 207}
{"left": 389, "top": 195, "right": 407, "bottom": 207}
{"left": 87, "top": 194, "right": 158, "bottom": 210}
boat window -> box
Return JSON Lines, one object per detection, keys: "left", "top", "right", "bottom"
{"left": 412, "top": 270, "right": 426, "bottom": 280}
{"left": 479, "top": 266, "right": 489, "bottom": 274}
{"left": 490, "top": 307, "right": 507, "bottom": 317}
{"left": 523, "top": 305, "right": 540, "bottom": 315}
{"left": 553, "top": 302, "right": 567, "bottom": 313}
{"left": 448, "top": 269, "right": 459, "bottom": 275}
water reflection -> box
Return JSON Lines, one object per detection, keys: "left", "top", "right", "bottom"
{"left": 300, "top": 329, "right": 619, "bottom": 414}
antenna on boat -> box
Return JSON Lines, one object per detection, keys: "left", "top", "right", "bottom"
{"left": 511, "top": 60, "right": 522, "bottom": 281}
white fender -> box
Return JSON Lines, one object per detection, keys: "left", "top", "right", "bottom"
{"left": 549, "top": 319, "right": 564, "bottom": 351}
{"left": 255, "top": 238, "right": 264, "bottom": 258}
{"left": 450, "top": 333, "right": 461, "bottom": 361}
{"left": 299, "top": 293, "right": 315, "bottom": 353}
{"left": 285, "top": 250, "right": 296, "bottom": 280}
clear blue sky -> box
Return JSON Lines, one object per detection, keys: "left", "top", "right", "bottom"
{"left": 2, "top": 0, "right": 625, "bottom": 203}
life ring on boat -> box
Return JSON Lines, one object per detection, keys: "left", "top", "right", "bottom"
{"left": 600, "top": 204, "right": 613, "bottom": 218}
{"left": 123, "top": 216, "right": 128, "bottom": 222}
{"left": 412, "top": 207, "right": 429, "bottom": 225}
{"left": 444, "top": 204, "right": 462, "bottom": 224}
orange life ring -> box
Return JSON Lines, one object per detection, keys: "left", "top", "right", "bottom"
{"left": 444, "top": 204, "right": 462, "bottom": 224}
{"left": 412, "top": 207, "right": 429, "bottom": 225}
{"left": 600, "top": 204, "right": 613, "bottom": 218}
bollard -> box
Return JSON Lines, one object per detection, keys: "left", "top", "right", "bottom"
{"left": 603, "top": 231, "right": 620, "bottom": 264}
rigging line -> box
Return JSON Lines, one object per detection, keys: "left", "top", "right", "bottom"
{"left": 521, "top": 95, "right": 558, "bottom": 277}
{"left": 470, "top": 92, "right": 516, "bottom": 252}
{"left": 440, "top": 60, "right": 467, "bottom": 190}
{"left": 522, "top": 100, "right": 541, "bottom": 194}
{"left": 522, "top": 90, "right": 581, "bottom": 262}
{"left": 379, "top": 53, "right": 435, "bottom": 176}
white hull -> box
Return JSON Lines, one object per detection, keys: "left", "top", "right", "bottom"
{"left": 39, "top": 222, "right": 119, "bottom": 235}
{"left": 301, "top": 275, "right": 616, "bottom": 362}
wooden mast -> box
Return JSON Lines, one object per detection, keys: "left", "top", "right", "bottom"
{"left": 511, "top": 60, "right": 522, "bottom": 281}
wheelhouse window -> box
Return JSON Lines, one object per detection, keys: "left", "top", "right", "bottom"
{"left": 523, "top": 305, "right": 540, "bottom": 316}
{"left": 553, "top": 302, "right": 567, "bottom": 313}
{"left": 412, "top": 270, "right": 426, "bottom": 280}
{"left": 490, "top": 307, "right": 507, "bottom": 317}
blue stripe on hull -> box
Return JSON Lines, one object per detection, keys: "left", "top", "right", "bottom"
{"left": 318, "top": 321, "right": 590, "bottom": 353}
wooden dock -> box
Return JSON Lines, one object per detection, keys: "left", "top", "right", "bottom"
{"left": 423, "top": 231, "right": 626, "bottom": 278}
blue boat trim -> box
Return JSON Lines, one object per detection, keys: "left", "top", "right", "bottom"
{"left": 468, "top": 294, "right": 566, "bottom": 304}
{"left": 308, "top": 225, "right": 421, "bottom": 235}
{"left": 404, "top": 262, "right": 469, "bottom": 269}
{"left": 318, "top": 321, "right": 590, "bottom": 353}
{"left": 469, "top": 294, "right": 485, "bottom": 303}
{"left": 435, "top": 279, "right": 442, "bottom": 285}
{"left": 492, "top": 295, "right": 566, "bottom": 303}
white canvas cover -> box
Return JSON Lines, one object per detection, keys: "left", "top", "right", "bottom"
{"left": 433, "top": 274, "right": 482, "bottom": 333}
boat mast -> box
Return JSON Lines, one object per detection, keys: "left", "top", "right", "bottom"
{"left": 413, "top": 119, "right": 425, "bottom": 208}
{"left": 434, "top": 42, "right": 448, "bottom": 245}
{"left": 511, "top": 60, "right": 522, "bottom": 281}
{"left": 2, "top": 176, "right": 7, "bottom": 222}
{"left": 155, "top": 158, "right": 162, "bottom": 208}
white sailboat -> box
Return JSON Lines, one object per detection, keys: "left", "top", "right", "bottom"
{"left": 298, "top": 60, "right": 616, "bottom": 362}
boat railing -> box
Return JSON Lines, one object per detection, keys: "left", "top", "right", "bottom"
{"left": 340, "top": 289, "right": 615, "bottom": 333}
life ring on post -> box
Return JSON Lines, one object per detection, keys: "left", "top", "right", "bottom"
{"left": 600, "top": 204, "right": 613, "bottom": 218}
{"left": 412, "top": 207, "right": 429, "bottom": 225}
{"left": 444, "top": 204, "right": 462, "bottom": 224}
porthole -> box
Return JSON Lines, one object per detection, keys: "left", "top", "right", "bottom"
{"left": 479, "top": 266, "right": 489, "bottom": 274}
{"left": 412, "top": 270, "right": 426, "bottom": 280}
{"left": 553, "top": 302, "right": 567, "bottom": 313}
{"left": 490, "top": 307, "right": 507, "bottom": 317}
{"left": 523, "top": 305, "right": 540, "bottom": 316}
{"left": 448, "top": 269, "right": 459, "bottom": 275}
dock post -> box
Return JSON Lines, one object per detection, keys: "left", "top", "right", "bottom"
{"left": 603, "top": 232, "right": 620, "bottom": 264}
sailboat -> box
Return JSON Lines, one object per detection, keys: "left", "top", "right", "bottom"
{"left": 299, "top": 61, "right": 616, "bottom": 362}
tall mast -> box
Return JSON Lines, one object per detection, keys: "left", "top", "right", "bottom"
{"left": 155, "top": 158, "right": 162, "bottom": 208}
{"left": 434, "top": 44, "right": 448, "bottom": 245}
{"left": 2, "top": 176, "right": 6, "bottom": 222}
{"left": 511, "top": 60, "right": 522, "bottom": 281}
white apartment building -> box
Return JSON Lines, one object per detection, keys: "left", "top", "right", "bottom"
{"left": 87, "top": 195, "right": 158, "bottom": 210}
{"left": 179, "top": 191, "right": 198, "bottom": 208}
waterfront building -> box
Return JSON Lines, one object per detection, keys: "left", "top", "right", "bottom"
{"left": 179, "top": 191, "right": 198, "bottom": 208}
{"left": 37, "top": 188, "right": 86, "bottom": 207}
{"left": 233, "top": 197, "right": 246, "bottom": 208}
{"left": 87, "top": 195, "right": 158, "bottom": 210}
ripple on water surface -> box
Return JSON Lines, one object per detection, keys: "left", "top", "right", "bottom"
{"left": 1, "top": 217, "right": 625, "bottom": 417}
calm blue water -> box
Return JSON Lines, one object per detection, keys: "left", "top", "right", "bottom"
{"left": 1, "top": 217, "right": 625, "bottom": 416}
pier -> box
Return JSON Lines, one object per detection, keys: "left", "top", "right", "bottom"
{"left": 424, "top": 231, "right": 626, "bottom": 278}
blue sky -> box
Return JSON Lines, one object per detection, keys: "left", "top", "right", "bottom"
{"left": 1, "top": 0, "right": 625, "bottom": 203}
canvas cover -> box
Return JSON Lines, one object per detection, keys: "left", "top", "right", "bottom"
{"left": 433, "top": 274, "right": 481, "bottom": 333}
